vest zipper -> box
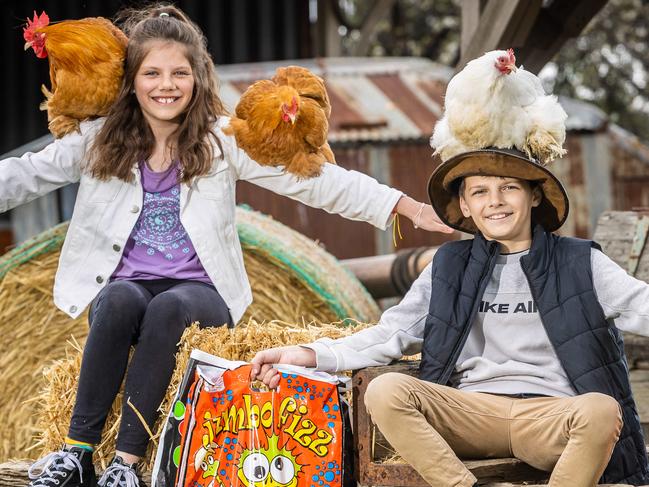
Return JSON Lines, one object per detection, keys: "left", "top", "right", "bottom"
{"left": 520, "top": 259, "right": 579, "bottom": 394}
{"left": 439, "top": 241, "right": 499, "bottom": 384}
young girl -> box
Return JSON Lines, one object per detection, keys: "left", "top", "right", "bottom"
{"left": 6, "top": 5, "right": 451, "bottom": 487}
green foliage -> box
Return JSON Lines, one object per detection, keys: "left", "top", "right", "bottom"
{"left": 544, "top": 0, "right": 649, "bottom": 142}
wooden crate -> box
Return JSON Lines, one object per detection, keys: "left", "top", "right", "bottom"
{"left": 351, "top": 362, "right": 549, "bottom": 486}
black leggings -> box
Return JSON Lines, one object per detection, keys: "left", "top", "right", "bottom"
{"left": 67, "top": 279, "right": 232, "bottom": 456}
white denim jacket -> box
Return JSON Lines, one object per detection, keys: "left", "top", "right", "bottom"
{"left": 0, "top": 117, "right": 402, "bottom": 322}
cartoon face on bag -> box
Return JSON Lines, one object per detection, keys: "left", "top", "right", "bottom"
{"left": 237, "top": 435, "right": 301, "bottom": 487}
{"left": 195, "top": 443, "right": 224, "bottom": 487}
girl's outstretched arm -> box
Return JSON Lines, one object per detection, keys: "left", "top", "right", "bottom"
{"left": 219, "top": 121, "right": 452, "bottom": 234}
{"left": 0, "top": 119, "right": 101, "bottom": 213}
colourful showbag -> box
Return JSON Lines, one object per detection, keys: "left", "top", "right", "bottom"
{"left": 152, "top": 351, "right": 353, "bottom": 487}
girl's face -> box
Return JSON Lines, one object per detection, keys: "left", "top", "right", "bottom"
{"left": 134, "top": 40, "right": 195, "bottom": 129}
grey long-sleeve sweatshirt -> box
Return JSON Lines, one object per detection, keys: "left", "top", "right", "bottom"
{"left": 306, "top": 249, "right": 649, "bottom": 396}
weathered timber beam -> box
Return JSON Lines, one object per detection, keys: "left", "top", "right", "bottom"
{"left": 457, "top": 0, "right": 542, "bottom": 72}
{"left": 516, "top": 0, "right": 608, "bottom": 73}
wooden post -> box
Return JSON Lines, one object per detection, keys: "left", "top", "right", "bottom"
{"left": 460, "top": 0, "right": 487, "bottom": 57}
{"left": 457, "top": 0, "right": 542, "bottom": 72}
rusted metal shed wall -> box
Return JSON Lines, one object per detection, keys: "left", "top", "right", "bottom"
{"left": 552, "top": 125, "right": 649, "bottom": 240}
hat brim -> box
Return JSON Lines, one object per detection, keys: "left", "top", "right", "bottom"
{"left": 427, "top": 149, "right": 569, "bottom": 234}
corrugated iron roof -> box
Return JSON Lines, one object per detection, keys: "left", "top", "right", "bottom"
{"left": 215, "top": 57, "right": 608, "bottom": 144}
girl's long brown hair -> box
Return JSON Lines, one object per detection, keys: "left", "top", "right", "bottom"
{"left": 89, "top": 4, "right": 226, "bottom": 183}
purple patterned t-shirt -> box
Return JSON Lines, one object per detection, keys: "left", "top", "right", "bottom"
{"left": 111, "top": 161, "right": 212, "bottom": 283}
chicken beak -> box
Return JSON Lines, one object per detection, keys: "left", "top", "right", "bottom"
{"left": 24, "top": 41, "right": 33, "bottom": 50}
{"left": 289, "top": 113, "right": 297, "bottom": 124}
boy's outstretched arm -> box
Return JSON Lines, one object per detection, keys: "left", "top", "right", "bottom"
{"left": 251, "top": 346, "right": 316, "bottom": 388}
{"left": 251, "top": 261, "right": 434, "bottom": 387}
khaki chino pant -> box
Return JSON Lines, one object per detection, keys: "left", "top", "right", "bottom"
{"left": 365, "top": 373, "right": 623, "bottom": 487}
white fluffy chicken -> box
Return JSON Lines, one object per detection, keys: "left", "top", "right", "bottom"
{"left": 431, "top": 49, "right": 567, "bottom": 164}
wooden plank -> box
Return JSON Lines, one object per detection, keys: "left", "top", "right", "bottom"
{"left": 348, "top": 0, "right": 397, "bottom": 56}
{"left": 594, "top": 210, "right": 649, "bottom": 301}
{"left": 623, "top": 333, "right": 649, "bottom": 365}
{"left": 485, "top": 484, "right": 632, "bottom": 487}
{"left": 457, "top": 0, "right": 542, "bottom": 73}
{"left": 0, "top": 461, "right": 636, "bottom": 487}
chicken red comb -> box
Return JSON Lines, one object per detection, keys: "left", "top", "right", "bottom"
{"left": 507, "top": 48, "right": 516, "bottom": 63}
{"left": 23, "top": 11, "right": 49, "bottom": 40}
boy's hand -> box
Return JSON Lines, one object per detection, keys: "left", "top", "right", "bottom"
{"left": 251, "top": 346, "right": 317, "bottom": 389}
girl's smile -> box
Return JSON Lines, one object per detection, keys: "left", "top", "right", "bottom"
{"left": 134, "top": 40, "right": 194, "bottom": 128}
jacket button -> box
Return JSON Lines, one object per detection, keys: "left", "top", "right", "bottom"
{"left": 69, "top": 305, "right": 78, "bottom": 314}
{"left": 96, "top": 276, "right": 104, "bottom": 284}
{"left": 113, "top": 244, "right": 121, "bottom": 252}
{"left": 131, "top": 205, "right": 140, "bottom": 213}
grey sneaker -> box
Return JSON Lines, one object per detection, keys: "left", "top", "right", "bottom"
{"left": 97, "top": 456, "right": 146, "bottom": 487}
{"left": 28, "top": 446, "right": 96, "bottom": 487}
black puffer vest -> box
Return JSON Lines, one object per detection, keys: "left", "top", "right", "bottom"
{"left": 420, "top": 225, "right": 649, "bottom": 485}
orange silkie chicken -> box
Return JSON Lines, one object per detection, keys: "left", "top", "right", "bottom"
{"left": 223, "top": 66, "right": 336, "bottom": 179}
{"left": 23, "top": 11, "right": 128, "bottom": 138}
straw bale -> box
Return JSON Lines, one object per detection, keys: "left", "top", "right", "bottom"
{"left": 36, "top": 319, "right": 372, "bottom": 470}
{"left": 0, "top": 207, "right": 380, "bottom": 462}
{"left": 0, "top": 249, "right": 89, "bottom": 463}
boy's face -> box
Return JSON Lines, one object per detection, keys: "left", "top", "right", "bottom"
{"left": 459, "top": 176, "right": 541, "bottom": 251}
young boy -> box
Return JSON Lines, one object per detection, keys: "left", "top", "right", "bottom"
{"left": 251, "top": 147, "right": 649, "bottom": 487}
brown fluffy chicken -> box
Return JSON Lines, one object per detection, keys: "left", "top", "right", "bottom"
{"left": 223, "top": 66, "right": 336, "bottom": 179}
{"left": 23, "top": 11, "right": 128, "bottom": 138}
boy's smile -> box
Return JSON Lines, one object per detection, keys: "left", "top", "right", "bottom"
{"left": 459, "top": 175, "right": 541, "bottom": 252}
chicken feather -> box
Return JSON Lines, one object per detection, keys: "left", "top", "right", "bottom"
{"left": 224, "top": 66, "right": 335, "bottom": 179}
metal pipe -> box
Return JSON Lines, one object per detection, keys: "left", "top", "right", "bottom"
{"left": 342, "top": 246, "right": 439, "bottom": 299}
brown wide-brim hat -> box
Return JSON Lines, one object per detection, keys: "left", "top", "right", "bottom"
{"left": 427, "top": 148, "right": 569, "bottom": 234}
